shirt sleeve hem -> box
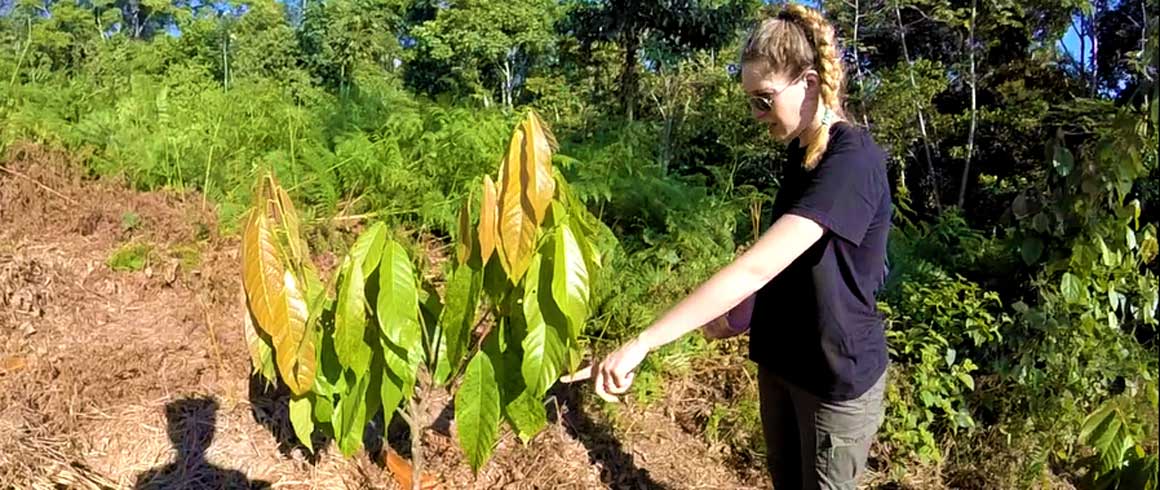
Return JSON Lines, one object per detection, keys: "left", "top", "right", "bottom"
{"left": 787, "top": 206, "right": 865, "bottom": 245}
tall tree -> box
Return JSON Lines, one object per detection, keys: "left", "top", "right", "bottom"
{"left": 404, "top": 0, "right": 561, "bottom": 108}
{"left": 562, "top": 0, "right": 755, "bottom": 120}
{"left": 299, "top": 0, "right": 406, "bottom": 91}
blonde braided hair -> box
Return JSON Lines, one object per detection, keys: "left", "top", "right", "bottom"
{"left": 742, "top": 4, "right": 848, "bottom": 169}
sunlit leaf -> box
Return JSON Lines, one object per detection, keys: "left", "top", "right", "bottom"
{"left": 552, "top": 220, "right": 590, "bottom": 341}
{"left": 377, "top": 239, "right": 423, "bottom": 363}
{"left": 505, "top": 389, "right": 547, "bottom": 444}
{"left": 289, "top": 394, "right": 315, "bottom": 452}
{"left": 1061, "top": 273, "right": 1085, "bottom": 304}
{"left": 275, "top": 270, "right": 315, "bottom": 395}
{"left": 272, "top": 182, "right": 306, "bottom": 265}
{"left": 521, "top": 254, "right": 567, "bottom": 398}
{"left": 334, "top": 253, "right": 372, "bottom": 375}
{"left": 479, "top": 175, "right": 499, "bottom": 265}
{"left": 456, "top": 352, "right": 501, "bottom": 473}
{"left": 521, "top": 111, "right": 556, "bottom": 225}
{"left": 457, "top": 196, "right": 473, "bottom": 265}
{"left": 313, "top": 393, "right": 334, "bottom": 424}
{"left": 497, "top": 125, "right": 538, "bottom": 281}
{"left": 243, "top": 306, "right": 276, "bottom": 385}
{"left": 351, "top": 222, "right": 387, "bottom": 279}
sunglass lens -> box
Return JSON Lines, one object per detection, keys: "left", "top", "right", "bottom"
{"left": 750, "top": 97, "right": 771, "bottom": 113}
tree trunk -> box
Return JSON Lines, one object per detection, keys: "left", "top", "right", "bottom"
{"left": 851, "top": 0, "right": 871, "bottom": 127}
{"left": 502, "top": 57, "right": 513, "bottom": 109}
{"left": 1090, "top": 1, "right": 1101, "bottom": 96}
{"left": 621, "top": 27, "right": 640, "bottom": 121}
{"left": 957, "top": 0, "right": 977, "bottom": 209}
{"left": 894, "top": 2, "right": 942, "bottom": 212}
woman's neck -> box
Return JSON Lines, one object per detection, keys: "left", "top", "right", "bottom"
{"left": 795, "top": 104, "right": 829, "bottom": 147}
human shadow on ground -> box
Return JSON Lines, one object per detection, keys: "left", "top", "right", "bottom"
{"left": 551, "top": 383, "right": 671, "bottom": 490}
{"left": 134, "top": 396, "right": 272, "bottom": 489}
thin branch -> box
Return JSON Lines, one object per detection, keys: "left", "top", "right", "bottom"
{"left": 957, "top": 0, "right": 978, "bottom": 208}
{"left": 893, "top": 0, "right": 942, "bottom": 212}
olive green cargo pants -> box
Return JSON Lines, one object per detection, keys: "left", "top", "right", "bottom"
{"left": 758, "top": 366, "right": 887, "bottom": 489}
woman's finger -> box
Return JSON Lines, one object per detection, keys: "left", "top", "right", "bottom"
{"left": 607, "top": 371, "right": 634, "bottom": 394}
{"left": 559, "top": 364, "right": 594, "bottom": 383}
{"left": 593, "top": 369, "right": 619, "bottom": 403}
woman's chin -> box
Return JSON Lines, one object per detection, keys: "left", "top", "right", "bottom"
{"left": 767, "top": 126, "right": 792, "bottom": 143}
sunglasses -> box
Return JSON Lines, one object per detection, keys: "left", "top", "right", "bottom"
{"left": 746, "top": 72, "right": 806, "bottom": 113}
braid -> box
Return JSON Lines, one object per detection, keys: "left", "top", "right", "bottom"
{"left": 781, "top": 4, "right": 847, "bottom": 169}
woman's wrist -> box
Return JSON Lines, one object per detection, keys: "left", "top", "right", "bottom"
{"left": 635, "top": 328, "right": 663, "bottom": 352}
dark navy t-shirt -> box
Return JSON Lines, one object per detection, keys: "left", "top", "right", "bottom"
{"left": 748, "top": 121, "right": 891, "bottom": 401}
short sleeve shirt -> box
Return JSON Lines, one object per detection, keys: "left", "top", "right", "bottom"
{"left": 748, "top": 122, "right": 892, "bottom": 401}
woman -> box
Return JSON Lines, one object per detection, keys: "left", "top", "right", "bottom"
{"left": 561, "top": 5, "right": 891, "bottom": 489}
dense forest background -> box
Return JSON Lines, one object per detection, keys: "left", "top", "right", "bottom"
{"left": 1, "top": 0, "right": 1157, "bottom": 486}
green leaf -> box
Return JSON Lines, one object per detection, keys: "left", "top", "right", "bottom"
{"left": 456, "top": 352, "right": 501, "bottom": 473}
{"left": 313, "top": 325, "right": 343, "bottom": 396}
{"left": 956, "top": 372, "right": 975, "bottom": 391}
{"left": 552, "top": 220, "right": 590, "bottom": 341}
{"left": 419, "top": 279, "right": 452, "bottom": 385}
{"left": 334, "top": 254, "right": 372, "bottom": 374}
{"left": 289, "top": 394, "right": 315, "bottom": 452}
{"left": 313, "top": 394, "right": 335, "bottom": 424}
{"left": 1061, "top": 273, "right": 1085, "bottom": 304}
{"left": 333, "top": 370, "right": 369, "bottom": 457}
{"left": 377, "top": 240, "right": 423, "bottom": 363}
{"left": 505, "top": 389, "right": 548, "bottom": 444}
{"left": 440, "top": 265, "right": 482, "bottom": 373}
{"left": 521, "top": 254, "right": 567, "bottom": 398}
{"left": 945, "top": 348, "right": 957, "bottom": 367}
{"left": 1081, "top": 403, "right": 1116, "bottom": 445}
{"left": 351, "top": 222, "right": 387, "bottom": 279}
{"left": 1098, "top": 237, "right": 1116, "bottom": 266}
{"left": 383, "top": 336, "right": 419, "bottom": 398}
{"left": 380, "top": 362, "right": 405, "bottom": 429}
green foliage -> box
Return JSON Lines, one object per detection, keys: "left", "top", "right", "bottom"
{"left": 880, "top": 268, "right": 1011, "bottom": 463}
{"left": 1079, "top": 396, "right": 1160, "bottom": 489}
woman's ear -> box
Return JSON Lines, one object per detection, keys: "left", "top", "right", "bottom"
{"left": 803, "top": 69, "right": 821, "bottom": 89}
{"left": 801, "top": 70, "right": 821, "bottom": 98}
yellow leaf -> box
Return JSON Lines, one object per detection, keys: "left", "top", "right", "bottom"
{"left": 521, "top": 111, "right": 555, "bottom": 226}
{"left": 241, "top": 206, "right": 315, "bottom": 396}
{"left": 497, "top": 122, "right": 538, "bottom": 281}
{"left": 242, "top": 209, "right": 287, "bottom": 339}
{"left": 242, "top": 289, "right": 276, "bottom": 384}
{"left": 479, "top": 175, "right": 498, "bottom": 264}
{"left": 457, "top": 196, "right": 472, "bottom": 266}
{"left": 274, "top": 183, "right": 305, "bottom": 264}
{"left": 276, "top": 270, "right": 315, "bottom": 395}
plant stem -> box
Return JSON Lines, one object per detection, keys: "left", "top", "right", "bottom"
{"left": 408, "top": 397, "right": 424, "bottom": 490}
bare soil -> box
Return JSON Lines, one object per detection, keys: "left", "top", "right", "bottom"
{"left": 1, "top": 143, "right": 770, "bottom": 490}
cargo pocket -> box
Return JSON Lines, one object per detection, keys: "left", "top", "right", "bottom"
{"left": 816, "top": 431, "right": 872, "bottom": 489}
